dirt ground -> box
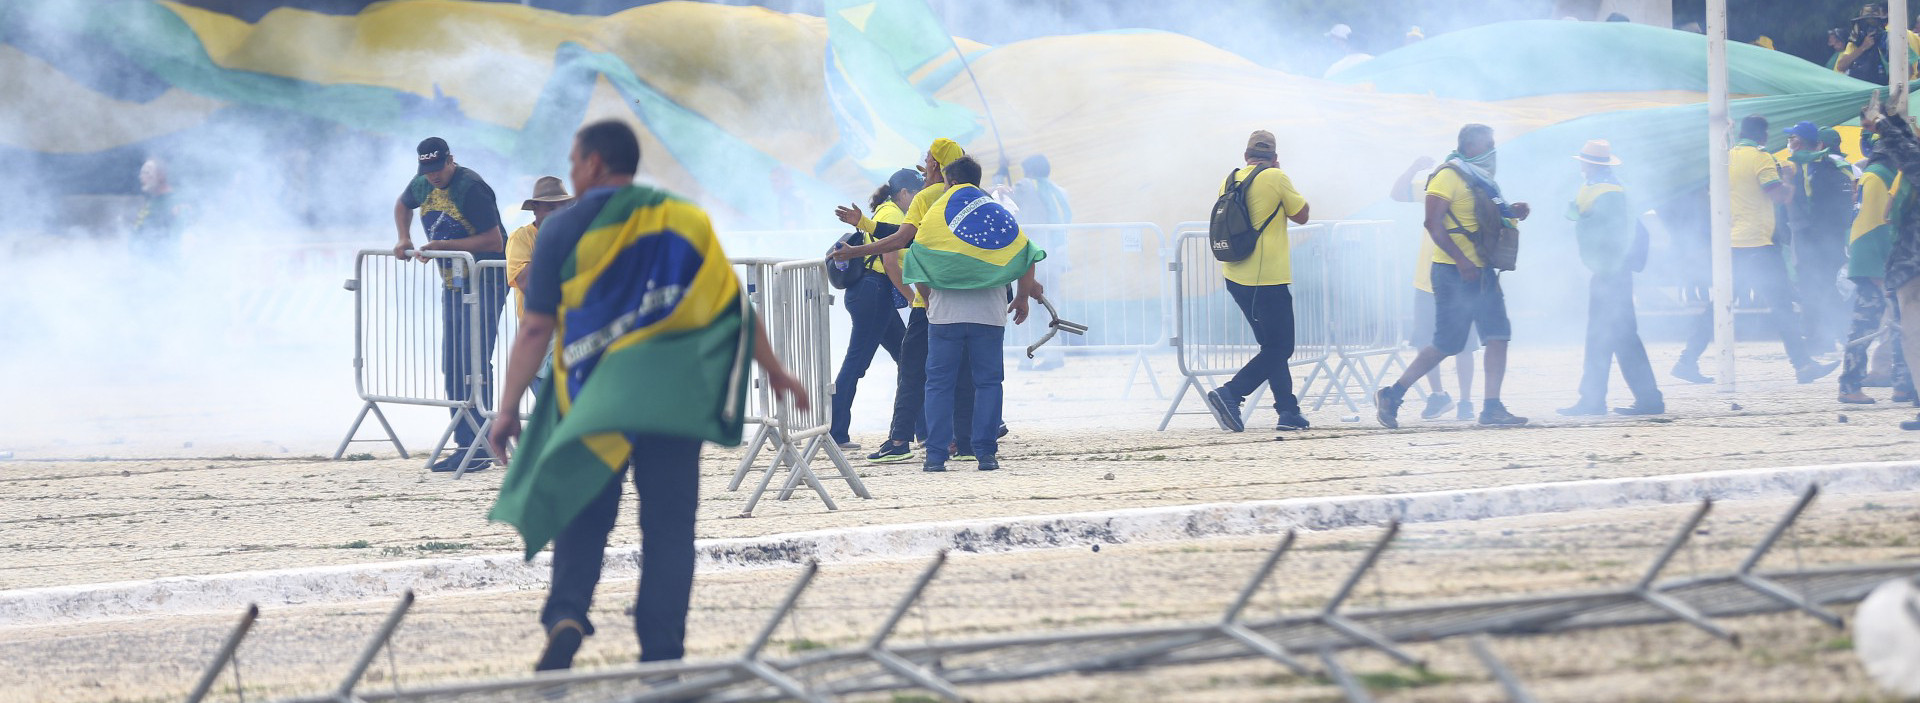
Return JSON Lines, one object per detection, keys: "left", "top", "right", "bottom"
{"left": 3, "top": 494, "right": 1913, "bottom": 703}
{"left": 2, "top": 343, "right": 1917, "bottom": 590}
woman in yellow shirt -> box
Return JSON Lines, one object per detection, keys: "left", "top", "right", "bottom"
{"left": 825, "top": 168, "right": 922, "bottom": 450}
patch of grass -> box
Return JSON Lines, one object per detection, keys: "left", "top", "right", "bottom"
{"left": 786, "top": 638, "right": 828, "bottom": 652}
{"left": 417, "top": 541, "right": 473, "bottom": 552}
{"left": 1820, "top": 636, "right": 1854, "bottom": 652}
{"left": 336, "top": 540, "right": 372, "bottom": 549}
{"left": 344, "top": 453, "right": 377, "bottom": 461}
{"left": 377, "top": 547, "right": 408, "bottom": 557}
{"left": 1355, "top": 667, "right": 1456, "bottom": 690}
{"left": 891, "top": 695, "right": 941, "bottom": 703}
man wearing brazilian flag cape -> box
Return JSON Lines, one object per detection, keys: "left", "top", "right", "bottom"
{"left": 486, "top": 121, "right": 808, "bottom": 672}
{"left": 834, "top": 142, "right": 1046, "bottom": 473}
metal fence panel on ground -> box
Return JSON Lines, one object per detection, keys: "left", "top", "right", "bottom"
{"left": 246, "top": 486, "right": 1915, "bottom": 703}
{"left": 333, "top": 250, "right": 486, "bottom": 471}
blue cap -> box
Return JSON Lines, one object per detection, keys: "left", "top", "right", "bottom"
{"left": 1784, "top": 120, "right": 1820, "bottom": 142}
{"left": 886, "top": 167, "right": 924, "bottom": 192}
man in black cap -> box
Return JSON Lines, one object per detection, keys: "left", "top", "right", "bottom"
{"left": 392, "top": 137, "right": 508, "bottom": 472}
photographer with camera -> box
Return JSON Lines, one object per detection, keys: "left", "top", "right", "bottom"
{"left": 1836, "top": 3, "right": 1920, "bottom": 85}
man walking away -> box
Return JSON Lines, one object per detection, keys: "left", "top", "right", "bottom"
{"left": 1786, "top": 122, "right": 1856, "bottom": 354}
{"left": 393, "top": 137, "right": 510, "bottom": 472}
{"left": 1674, "top": 116, "right": 1839, "bottom": 385}
{"left": 1377, "top": 124, "right": 1533, "bottom": 428}
{"left": 899, "top": 156, "right": 1045, "bottom": 473}
{"left": 487, "top": 120, "right": 808, "bottom": 671}
{"left": 1557, "top": 140, "right": 1664, "bottom": 416}
{"left": 1390, "top": 156, "right": 1479, "bottom": 421}
{"left": 1858, "top": 93, "right": 1920, "bottom": 429}
{"left": 1842, "top": 106, "right": 1916, "bottom": 406}
{"left": 1204, "top": 130, "right": 1313, "bottom": 432}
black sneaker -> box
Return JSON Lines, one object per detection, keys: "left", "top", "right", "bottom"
{"left": 431, "top": 454, "right": 491, "bottom": 473}
{"left": 1671, "top": 360, "right": 1714, "bottom": 384}
{"left": 866, "top": 441, "right": 914, "bottom": 463}
{"left": 1902, "top": 417, "right": 1920, "bottom": 431}
{"left": 997, "top": 424, "right": 1009, "bottom": 439}
{"left": 1478, "top": 400, "right": 1528, "bottom": 426}
{"left": 977, "top": 456, "right": 1000, "bottom": 471}
{"left": 535, "top": 619, "right": 586, "bottom": 672}
{"left": 1275, "top": 410, "right": 1310, "bottom": 431}
{"left": 1375, "top": 386, "right": 1405, "bottom": 429}
{"left": 1457, "top": 400, "right": 1476, "bottom": 421}
{"left": 1556, "top": 402, "right": 1606, "bottom": 417}
{"left": 1420, "top": 391, "right": 1455, "bottom": 420}
{"left": 923, "top": 460, "right": 947, "bottom": 473}
{"left": 1796, "top": 360, "right": 1841, "bottom": 384}
{"left": 1205, "top": 389, "right": 1245, "bottom": 432}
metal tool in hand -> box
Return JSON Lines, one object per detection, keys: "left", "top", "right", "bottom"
{"left": 1025, "top": 293, "right": 1088, "bottom": 358}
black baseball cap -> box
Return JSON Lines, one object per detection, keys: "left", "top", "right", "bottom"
{"left": 417, "top": 137, "right": 450, "bottom": 174}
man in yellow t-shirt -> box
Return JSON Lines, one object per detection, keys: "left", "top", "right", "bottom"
{"left": 1377, "top": 124, "right": 1533, "bottom": 429}
{"left": 1203, "top": 130, "right": 1312, "bottom": 433}
{"left": 1390, "top": 156, "right": 1479, "bottom": 421}
{"left": 506, "top": 176, "right": 572, "bottom": 319}
{"left": 1676, "top": 115, "right": 1838, "bottom": 385}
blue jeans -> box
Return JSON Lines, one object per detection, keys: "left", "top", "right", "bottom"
{"left": 830, "top": 276, "right": 905, "bottom": 443}
{"left": 925, "top": 323, "right": 1004, "bottom": 462}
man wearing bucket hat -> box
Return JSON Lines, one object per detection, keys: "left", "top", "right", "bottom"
{"left": 506, "top": 176, "right": 573, "bottom": 319}
{"left": 1837, "top": 3, "right": 1920, "bottom": 85}
{"left": 1558, "top": 140, "right": 1663, "bottom": 417}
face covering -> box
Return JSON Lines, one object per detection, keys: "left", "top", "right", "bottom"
{"left": 1450, "top": 148, "right": 1498, "bottom": 176}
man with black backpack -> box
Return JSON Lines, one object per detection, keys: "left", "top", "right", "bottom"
{"left": 1556, "top": 140, "right": 1663, "bottom": 417}
{"left": 1376, "top": 124, "right": 1532, "bottom": 429}
{"left": 1203, "top": 130, "right": 1313, "bottom": 433}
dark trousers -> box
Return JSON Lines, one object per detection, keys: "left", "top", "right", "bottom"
{"left": 1220, "top": 281, "right": 1299, "bottom": 414}
{"left": 443, "top": 265, "right": 507, "bottom": 450}
{"left": 926, "top": 323, "right": 1002, "bottom": 462}
{"left": 1794, "top": 234, "right": 1849, "bottom": 351}
{"left": 888, "top": 308, "right": 973, "bottom": 451}
{"left": 830, "top": 276, "right": 905, "bottom": 443}
{"left": 1682, "top": 245, "right": 1812, "bottom": 368}
{"left": 1841, "top": 277, "right": 1914, "bottom": 394}
{"left": 1577, "top": 272, "right": 1662, "bottom": 406}
{"left": 542, "top": 434, "right": 702, "bottom": 662}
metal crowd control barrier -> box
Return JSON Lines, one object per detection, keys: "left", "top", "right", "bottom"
{"left": 468, "top": 259, "right": 535, "bottom": 479}
{"left": 1318, "top": 220, "right": 1412, "bottom": 412}
{"left": 1013, "top": 222, "right": 1171, "bottom": 398}
{"left": 1159, "top": 224, "right": 1335, "bottom": 430}
{"left": 333, "top": 250, "right": 492, "bottom": 471}
{"left": 256, "top": 484, "right": 1917, "bottom": 703}
{"left": 727, "top": 258, "right": 870, "bottom": 515}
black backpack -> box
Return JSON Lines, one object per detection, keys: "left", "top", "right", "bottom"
{"left": 826, "top": 231, "right": 871, "bottom": 289}
{"left": 1209, "top": 166, "right": 1280, "bottom": 262}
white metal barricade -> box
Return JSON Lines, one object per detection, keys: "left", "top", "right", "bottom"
{"left": 1010, "top": 222, "right": 1172, "bottom": 398}
{"left": 333, "top": 250, "right": 489, "bottom": 470}
{"left": 726, "top": 258, "right": 870, "bottom": 515}
{"left": 468, "top": 259, "right": 537, "bottom": 479}
{"left": 1317, "top": 221, "right": 1412, "bottom": 411}
{"left": 1158, "top": 224, "right": 1333, "bottom": 430}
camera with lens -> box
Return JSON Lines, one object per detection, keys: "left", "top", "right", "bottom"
{"left": 1850, "top": 3, "right": 1890, "bottom": 46}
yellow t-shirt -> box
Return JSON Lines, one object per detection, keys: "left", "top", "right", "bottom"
{"left": 1405, "top": 169, "right": 1438, "bottom": 292}
{"left": 861, "top": 200, "right": 904, "bottom": 274}
{"left": 1218, "top": 165, "right": 1308, "bottom": 286}
{"left": 505, "top": 222, "right": 539, "bottom": 318}
{"left": 1425, "top": 167, "right": 1482, "bottom": 266}
{"left": 1729, "top": 143, "right": 1782, "bottom": 248}
{"left": 903, "top": 185, "right": 949, "bottom": 309}
{"left": 1853, "top": 167, "right": 1895, "bottom": 243}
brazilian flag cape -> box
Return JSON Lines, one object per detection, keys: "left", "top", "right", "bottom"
{"left": 901, "top": 184, "right": 1046, "bottom": 289}
{"left": 489, "top": 186, "right": 751, "bottom": 560}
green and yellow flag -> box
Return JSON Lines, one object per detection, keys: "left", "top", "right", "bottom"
{"left": 489, "top": 186, "right": 751, "bottom": 560}
{"left": 901, "top": 184, "right": 1046, "bottom": 290}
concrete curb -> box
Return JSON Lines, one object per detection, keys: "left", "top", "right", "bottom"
{"left": 5, "top": 460, "right": 1918, "bottom": 628}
